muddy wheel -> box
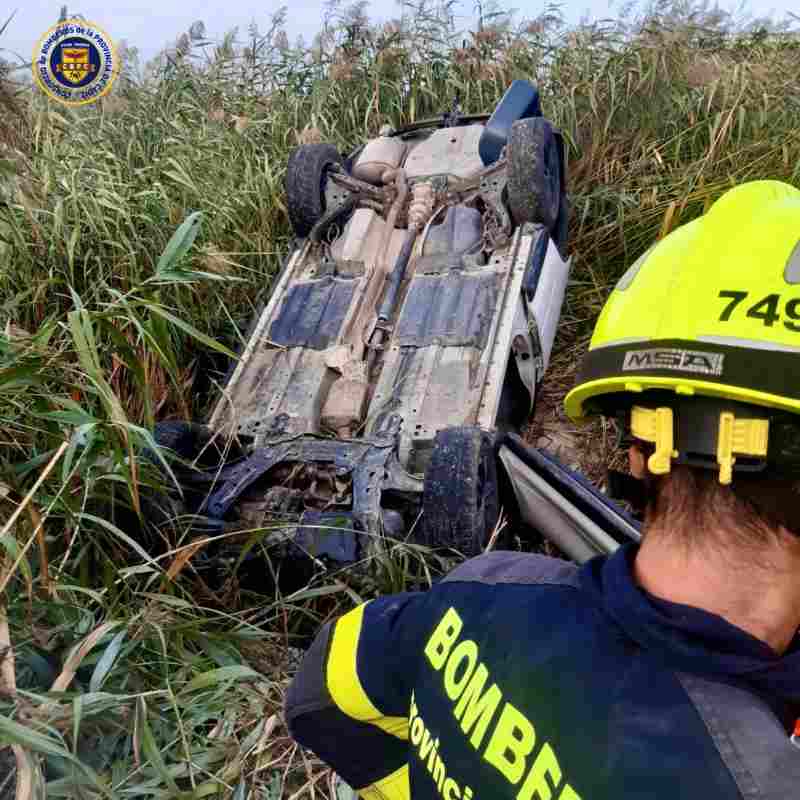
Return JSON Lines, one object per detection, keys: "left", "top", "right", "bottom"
{"left": 152, "top": 421, "right": 236, "bottom": 469}
{"left": 148, "top": 421, "right": 242, "bottom": 520}
{"left": 419, "top": 426, "right": 500, "bottom": 556}
{"left": 285, "top": 143, "right": 343, "bottom": 238}
{"left": 506, "top": 118, "right": 561, "bottom": 231}
{"left": 151, "top": 421, "right": 242, "bottom": 487}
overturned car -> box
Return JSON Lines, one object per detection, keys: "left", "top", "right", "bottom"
{"left": 152, "top": 80, "right": 638, "bottom": 585}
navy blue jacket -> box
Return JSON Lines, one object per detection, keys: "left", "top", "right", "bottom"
{"left": 286, "top": 546, "right": 800, "bottom": 799}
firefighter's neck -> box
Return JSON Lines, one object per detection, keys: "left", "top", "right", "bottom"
{"left": 635, "top": 521, "right": 800, "bottom": 656}
{"left": 627, "top": 447, "right": 800, "bottom": 655}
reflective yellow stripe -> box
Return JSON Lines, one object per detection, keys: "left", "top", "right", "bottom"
{"left": 359, "top": 765, "right": 410, "bottom": 800}
{"left": 327, "top": 604, "right": 380, "bottom": 717}
{"left": 373, "top": 715, "right": 409, "bottom": 739}
{"left": 327, "top": 603, "right": 409, "bottom": 740}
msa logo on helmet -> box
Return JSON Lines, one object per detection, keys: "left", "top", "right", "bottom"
{"left": 622, "top": 348, "right": 724, "bottom": 376}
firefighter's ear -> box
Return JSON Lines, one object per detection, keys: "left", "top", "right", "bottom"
{"left": 629, "top": 444, "right": 647, "bottom": 479}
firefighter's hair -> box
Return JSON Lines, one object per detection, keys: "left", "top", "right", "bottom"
{"left": 635, "top": 445, "right": 800, "bottom": 548}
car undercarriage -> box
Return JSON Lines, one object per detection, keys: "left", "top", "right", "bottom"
{"left": 148, "top": 80, "right": 638, "bottom": 588}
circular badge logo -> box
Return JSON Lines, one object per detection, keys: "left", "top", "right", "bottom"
{"left": 33, "top": 19, "right": 117, "bottom": 106}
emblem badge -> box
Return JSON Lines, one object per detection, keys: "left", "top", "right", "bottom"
{"left": 57, "top": 45, "right": 96, "bottom": 85}
{"left": 33, "top": 19, "right": 116, "bottom": 106}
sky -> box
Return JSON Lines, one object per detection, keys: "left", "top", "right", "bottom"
{"left": 3, "top": 0, "right": 798, "bottom": 70}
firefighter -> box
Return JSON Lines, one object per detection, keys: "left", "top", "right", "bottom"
{"left": 285, "top": 180, "right": 800, "bottom": 799}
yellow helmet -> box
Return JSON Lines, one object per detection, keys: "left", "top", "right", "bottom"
{"left": 564, "top": 180, "right": 800, "bottom": 484}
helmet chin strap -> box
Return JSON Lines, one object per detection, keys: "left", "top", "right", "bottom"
{"left": 606, "top": 396, "right": 787, "bottom": 516}
{"left": 630, "top": 406, "right": 677, "bottom": 476}
{"left": 630, "top": 404, "right": 770, "bottom": 485}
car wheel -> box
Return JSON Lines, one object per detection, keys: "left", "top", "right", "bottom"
{"left": 419, "top": 426, "right": 500, "bottom": 557}
{"left": 145, "top": 421, "right": 243, "bottom": 522}
{"left": 152, "top": 421, "right": 241, "bottom": 470}
{"left": 285, "top": 143, "right": 343, "bottom": 238}
{"left": 506, "top": 118, "right": 562, "bottom": 231}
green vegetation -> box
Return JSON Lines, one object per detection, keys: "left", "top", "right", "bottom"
{"left": 1, "top": 2, "right": 799, "bottom": 796}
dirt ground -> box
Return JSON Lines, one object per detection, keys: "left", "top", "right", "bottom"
{"left": 524, "top": 343, "right": 627, "bottom": 491}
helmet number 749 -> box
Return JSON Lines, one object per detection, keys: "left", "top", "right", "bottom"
{"left": 717, "top": 290, "right": 799, "bottom": 331}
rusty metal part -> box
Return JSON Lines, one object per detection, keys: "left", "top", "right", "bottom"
{"left": 237, "top": 484, "right": 303, "bottom": 530}
{"left": 280, "top": 462, "right": 304, "bottom": 487}
{"left": 416, "top": 205, "right": 446, "bottom": 257}
{"left": 242, "top": 461, "right": 352, "bottom": 514}
{"left": 304, "top": 463, "right": 339, "bottom": 508}
{"left": 314, "top": 169, "right": 393, "bottom": 243}
{"left": 328, "top": 169, "right": 387, "bottom": 202}
{"left": 340, "top": 167, "right": 409, "bottom": 360}
{"left": 479, "top": 163, "right": 513, "bottom": 249}
{"left": 321, "top": 372, "right": 370, "bottom": 435}
{"left": 379, "top": 167, "right": 408, "bottom": 244}
{"left": 366, "top": 226, "right": 418, "bottom": 375}
{"left": 310, "top": 194, "right": 356, "bottom": 243}
{"left": 408, "top": 181, "right": 435, "bottom": 230}
{"left": 446, "top": 155, "right": 507, "bottom": 197}
{"left": 359, "top": 198, "right": 386, "bottom": 214}
{"left": 199, "top": 420, "right": 403, "bottom": 533}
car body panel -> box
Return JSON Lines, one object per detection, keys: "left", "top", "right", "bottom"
{"left": 403, "top": 124, "right": 485, "bottom": 182}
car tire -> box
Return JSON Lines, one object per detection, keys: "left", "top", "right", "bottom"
{"left": 419, "top": 426, "right": 500, "bottom": 557}
{"left": 285, "top": 143, "right": 343, "bottom": 238}
{"left": 506, "top": 118, "right": 562, "bottom": 231}
{"left": 148, "top": 421, "right": 243, "bottom": 520}
{"left": 154, "top": 420, "right": 215, "bottom": 464}
{"left": 151, "top": 421, "right": 243, "bottom": 472}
